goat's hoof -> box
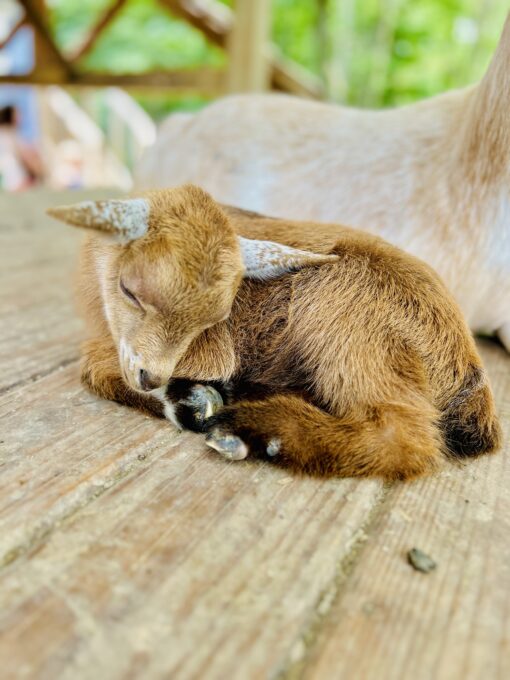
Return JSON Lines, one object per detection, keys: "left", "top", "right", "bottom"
{"left": 205, "top": 428, "right": 248, "bottom": 461}
{"left": 266, "top": 437, "right": 281, "bottom": 457}
{"left": 171, "top": 383, "right": 224, "bottom": 432}
{"left": 183, "top": 385, "right": 224, "bottom": 425}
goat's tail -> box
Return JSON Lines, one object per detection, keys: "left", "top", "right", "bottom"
{"left": 441, "top": 364, "right": 502, "bottom": 458}
{"left": 210, "top": 391, "right": 444, "bottom": 481}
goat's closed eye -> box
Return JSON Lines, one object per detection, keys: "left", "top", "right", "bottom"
{"left": 119, "top": 279, "right": 142, "bottom": 308}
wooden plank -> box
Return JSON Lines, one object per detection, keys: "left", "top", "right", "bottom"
{"left": 19, "top": 0, "right": 73, "bottom": 78}
{"left": 12, "top": 0, "right": 322, "bottom": 97}
{"left": 160, "top": 0, "right": 231, "bottom": 47}
{"left": 0, "top": 363, "right": 187, "bottom": 567}
{"left": 0, "top": 191, "right": 117, "bottom": 393}
{"left": 0, "top": 370, "right": 384, "bottom": 678}
{"left": 74, "top": 68, "right": 224, "bottom": 91}
{"left": 0, "top": 221, "right": 81, "bottom": 393}
{"left": 0, "top": 68, "right": 224, "bottom": 92}
{"left": 226, "top": 0, "right": 271, "bottom": 93}
{"left": 0, "top": 428, "right": 383, "bottom": 678}
{"left": 296, "top": 341, "right": 510, "bottom": 680}
{"left": 271, "top": 49, "right": 326, "bottom": 99}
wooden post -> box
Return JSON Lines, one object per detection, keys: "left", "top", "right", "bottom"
{"left": 21, "top": 0, "right": 73, "bottom": 82}
{"left": 227, "top": 0, "right": 271, "bottom": 93}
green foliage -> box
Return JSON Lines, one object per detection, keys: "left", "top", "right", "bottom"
{"left": 271, "top": 0, "right": 508, "bottom": 106}
{"left": 272, "top": 0, "right": 322, "bottom": 75}
{"left": 48, "top": 0, "right": 224, "bottom": 72}
{"left": 47, "top": 0, "right": 508, "bottom": 115}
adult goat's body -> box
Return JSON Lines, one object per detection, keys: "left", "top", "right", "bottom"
{"left": 49, "top": 186, "right": 501, "bottom": 480}
{"left": 137, "top": 15, "right": 510, "bottom": 350}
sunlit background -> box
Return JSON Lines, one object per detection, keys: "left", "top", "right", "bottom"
{"left": 0, "top": 0, "right": 507, "bottom": 191}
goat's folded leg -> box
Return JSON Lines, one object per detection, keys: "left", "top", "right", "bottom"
{"left": 81, "top": 336, "right": 164, "bottom": 417}
{"left": 164, "top": 379, "right": 227, "bottom": 431}
{"left": 82, "top": 338, "right": 228, "bottom": 427}
{"left": 203, "top": 392, "right": 443, "bottom": 480}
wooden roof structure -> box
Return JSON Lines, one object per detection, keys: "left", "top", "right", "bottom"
{"left": 0, "top": 0, "right": 324, "bottom": 97}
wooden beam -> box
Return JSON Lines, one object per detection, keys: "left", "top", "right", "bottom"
{"left": 14, "top": 0, "right": 322, "bottom": 98}
{"left": 76, "top": 69, "right": 224, "bottom": 90}
{"left": 159, "top": 0, "right": 230, "bottom": 47}
{"left": 69, "top": 0, "right": 128, "bottom": 63}
{"left": 0, "top": 67, "right": 224, "bottom": 92}
{"left": 18, "top": 0, "right": 73, "bottom": 77}
{"left": 226, "top": 0, "right": 271, "bottom": 93}
{"left": 271, "top": 50, "right": 325, "bottom": 99}
{"left": 160, "top": 0, "right": 324, "bottom": 98}
{"left": 0, "top": 15, "right": 26, "bottom": 51}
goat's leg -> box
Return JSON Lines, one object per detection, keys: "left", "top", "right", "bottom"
{"left": 203, "top": 392, "right": 443, "bottom": 480}
{"left": 164, "top": 379, "right": 227, "bottom": 431}
{"left": 82, "top": 338, "right": 226, "bottom": 426}
{"left": 81, "top": 336, "right": 164, "bottom": 417}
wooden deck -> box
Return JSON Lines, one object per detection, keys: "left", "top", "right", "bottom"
{"left": 1, "top": 190, "right": 509, "bottom": 680}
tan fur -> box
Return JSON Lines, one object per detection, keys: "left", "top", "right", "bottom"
{"left": 50, "top": 185, "right": 501, "bottom": 480}
{"left": 136, "top": 14, "right": 510, "bottom": 352}
{"left": 75, "top": 185, "right": 243, "bottom": 391}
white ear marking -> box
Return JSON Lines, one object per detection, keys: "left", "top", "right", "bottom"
{"left": 239, "top": 237, "right": 338, "bottom": 280}
{"left": 47, "top": 198, "right": 149, "bottom": 243}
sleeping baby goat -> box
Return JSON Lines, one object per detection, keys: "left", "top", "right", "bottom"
{"left": 48, "top": 185, "right": 501, "bottom": 480}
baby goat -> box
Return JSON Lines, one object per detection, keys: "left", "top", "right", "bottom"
{"left": 48, "top": 185, "right": 501, "bottom": 480}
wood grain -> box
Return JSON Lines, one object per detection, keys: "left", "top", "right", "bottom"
{"left": 0, "top": 190, "right": 116, "bottom": 392}
{"left": 0, "top": 363, "right": 187, "bottom": 567}
{"left": 298, "top": 341, "right": 510, "bottom": 680}
{"left": 0, "top": 443, "right": 383, "bottom": 679}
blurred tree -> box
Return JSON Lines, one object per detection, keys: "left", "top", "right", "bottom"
{"left": 46, "top": 0, "right": 508, "bottom": 115}
{"left": 273, "top": 0, "right": 508, "bottom": 107}
{"left": 47, "top": 0, "right": 225, "bottom": 72}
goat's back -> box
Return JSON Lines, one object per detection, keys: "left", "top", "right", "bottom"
{"left": 226, "top": 207, "right": 484, "bottom": 415}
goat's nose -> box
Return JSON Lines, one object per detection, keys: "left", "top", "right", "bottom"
{"left": 138, "top": 368, "right": 161, "bottom": 392}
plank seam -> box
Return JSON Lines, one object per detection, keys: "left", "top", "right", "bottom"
{"left": 0, "top": 356, "right": 80, "bottom": 396}
{"left": 0, "top": 443, "right": 166, "bottom": 573}
{"left": 276, "top": 481, "right": 396, "bottom": 680}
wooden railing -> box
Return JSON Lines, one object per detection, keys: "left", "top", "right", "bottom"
{"left": 0, "top": 0, "right": 324, "bottom": 98}
{"left": 38, "top": 86, "right": 135, "bottom": 189}
{"left": 77, "top": 88, "right": 156, "bottom": 174}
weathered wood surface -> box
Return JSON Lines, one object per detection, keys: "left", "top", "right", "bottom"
{"left": 0, "top": 191, "right": 508, "bottom": 680}
{"left": 0, "top": 190, "right": 116, "bottom": 393}
{"left": 298, "top": 341, "right": 510, "bottom": 680}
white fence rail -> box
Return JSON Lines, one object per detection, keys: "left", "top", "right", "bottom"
{"left": 38, "top": 86, "right": 156, "bottom": 190}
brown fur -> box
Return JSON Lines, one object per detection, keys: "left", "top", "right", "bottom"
{"left": 60, "top": 185, "right": 501, "bottom": 480}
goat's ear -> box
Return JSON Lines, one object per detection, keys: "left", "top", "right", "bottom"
{"left": 239, "top": 237, "right": 338, "bottom": 280}
{"left": 46, "top": 198, "right": 150, "bottom": 244}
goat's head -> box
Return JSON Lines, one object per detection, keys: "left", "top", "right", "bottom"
{"left": 48, "top": 184, "right": 337, "bottom": 393}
